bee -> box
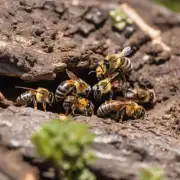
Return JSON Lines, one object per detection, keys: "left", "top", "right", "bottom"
{"left": 16, "top": 86, "right": 54, "bottom": 112}
{"left": 63, "top": 95, "right": 94, "bottom": 116}
{"left": 90, "top": 46, "right": 132, "bottom": 81}
{"left": 92, "top": 72, "right": 126, "bottom": 101}
{"left": 97, "top": 100, "right": 145, "bottom": 122}
{"left": 119, "top": 87, "right": 156, "bottom": 104}
{"left": 55, "top": 69, "right": 91, "bottom": 102}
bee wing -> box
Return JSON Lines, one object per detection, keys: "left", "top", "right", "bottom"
{"left": 108, "top": 72, "right": 119, "bottom": 81}
{"left": 121, "top": 46, "right": 132, "bottom": 56}
{"left": 66, "top": 69, "right": 79, "bottom": 80}
{"left": 15, "top": 86, "right": 37, "bottom": 91}
{"left": 15, "top": 86, "right": 44, "bottom": 95}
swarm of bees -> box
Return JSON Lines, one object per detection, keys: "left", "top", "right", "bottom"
{"left": 16, "top": 47, "right": 156, "bottom": 122}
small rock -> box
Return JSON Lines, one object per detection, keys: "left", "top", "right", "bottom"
{"left": 33, "top": 25, "right": 45, "bottom": 36}
{"left": 54, "top": 3, "right": 65, "bottom": 14}
{"left": 78, "top": 20, "right": 95, "bottom": 35}
{"left": 68, "top": 6, "right": 88, "bottom": 18}
{"left": 9, "top": 139, "right": 21, "bottom": 148}
{"left": 94, "top": 135, "right": 123, "bottom": 144}
{"left": 59, "top": 114, "right": 68, "bottom": 121}
{"left": 0, "top": 121, "right": 12, "bottom": 127}
{"left": 124, "top": 26, "right": 136, "bottom": 38}
{"left": 137, "top": 78, "right": 154, "bottom": 89}
{"left": 85, "top": 8, "right": 107, "bottom": 25}
{"left": 162, "top": 114, "right": 172, "bottom": 120}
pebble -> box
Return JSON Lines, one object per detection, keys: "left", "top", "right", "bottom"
{"left": 85, "top": 8, "right": 107, "bottom": 25}
{"left": 9, "top": 139, "right": 21, "bottom": 148}
{"left": 0, "top": 121, "right": 12, "bottom": 127}
{"left": 162, "top": 114, "right": 172, "bottom": 120}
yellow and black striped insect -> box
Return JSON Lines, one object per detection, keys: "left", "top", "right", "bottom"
{"left": 55, "top": 69, "right": 91, "bottom": 102}
{"left": 63, "top": 95, "right": 94, "bottom": 116}
{"left": 97, "top": 100, "right": 145, "bottom": 122}
{"left": 117, "top": 87, "right": 156, "bottom": 105}
{"left": 16, "top": 86, "right": 54, "bottom": 112}
{"left": 90, "top": 46, "right": 133, "bottom": 81}
{"left": 92, "top": 72, "right": 127, "bottom": 101}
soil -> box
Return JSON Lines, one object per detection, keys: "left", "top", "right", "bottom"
{"left": 0, "top": 0, "right": 180, "bottom": 180}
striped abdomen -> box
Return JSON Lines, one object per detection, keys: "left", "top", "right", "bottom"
{"left": 119, "top": 57, "right": 132, "bottom": 74}
{"left": 55, "top": 81, "right": 75, "bottom": 102}
{"left": 97, "top": 100, "right": 122, "bottom": 117}
{"left": 123, "top": 89, "right": 137, "bottom": 99}
{"left": 16, "top": 91, "right": 33, "bottom": 105}
{"left": 63, "top": 96, "right": 76, "bottom": 111}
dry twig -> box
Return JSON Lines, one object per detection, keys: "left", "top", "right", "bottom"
{"left": 120, "top": 3, "right": 171, "bottom": 52}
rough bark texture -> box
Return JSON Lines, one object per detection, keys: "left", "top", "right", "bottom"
{"left": 1, "top": 0, "right": 180, "bottom": 180}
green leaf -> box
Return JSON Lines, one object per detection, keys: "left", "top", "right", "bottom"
{"left": 61, "top": 161, "right": 71, "bottom": 170}
{"left": 114, "top": 21, "right": 127, "bottom": 31}
{"left": 109, "top": 8, "right": 134, "bottom": 31}
{"left": 32, "top": 129, "right": 52, "bottom": 158}
{"left": 79, "top": 169, "right": 96, "bottom": 180}
{"left": 84, "top": 151, "right": 97, "bottom": 163}
{"left": 63, "top": 143, "right": 80, "bottom": 157}
{"left": 31, "top": 117, "right": 96, "bottom": 179}
{"left": 109, "top": 9, "right": 127, "bottom": 22}
{"left": 138, "top": 168, "right": 163, "bottom": 180}
{"left": 126, "top": 18, "right": 134, "bottom": 25}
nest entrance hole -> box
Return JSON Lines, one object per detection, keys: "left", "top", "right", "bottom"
{"left": 0, "top": 68, "right": 99, "bottom": 114}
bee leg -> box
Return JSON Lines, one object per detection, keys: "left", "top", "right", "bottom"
{"left": 122, "top": 74, "right": 126, "bottom": 82}
{"left": 64, "top": 108, "right": 69, "bottom": 116}
{"left": 42, "top": 101, "right": 47, "bottom": 112}
{"left": 119, "top": 70, "right": 126, "bottom": 82}
{"left": 109, "top": 91, "right": 114, "bottom": 100}
{"left": 33, "top": 97, "right": 38, "bottom": 110}
{"left": 115, "top": 107, "right": 126, "bottom": 123}
{"left": 23, "top": 99, "right": 32, "bottom": 107}
{"left": 72, "top": 86, "right": 77, "bottom": 96}
{"left": 84, "top": 109, "right": 88, "bottom": 116}
{"left": 71, "top": 105, "right": 76, "bottom": 116}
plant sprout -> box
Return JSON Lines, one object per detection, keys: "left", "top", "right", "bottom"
{"left": 32, "top": 117, "right": 96, "bottom": 180}
{"left": 138, "top": 167, "right": 164, "bottom": 180}
{"left": 109, "top": 8, "right": 134, "bottom": 31}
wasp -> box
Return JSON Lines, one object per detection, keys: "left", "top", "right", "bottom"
{"left": 97, "top": 100, "right": 145, "bottom": 122}
{"left": 16, "top": 86, "right": 54, "bottom": 112}
{"left": 55, "top": 69, "right": 91, "bottom": 102}
{"left": 92, "top": 72, "right": 126, "bottom": 101}
{"left": 118, "top": 87, "right": 156, "bottom": 105}
{"left": 90, "top": 46, "right": 132, "bottom": 81}
{"left": 63, "top": 95, "right": 94, "bottom": 116}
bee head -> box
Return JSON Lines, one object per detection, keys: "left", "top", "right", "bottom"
{"left": 78, "top": 79, "right": 90, "bottom": 95}
{"left": 47, "top": 92, "right": 55, "bottom": 106}
{"left": 134, "top": 106, "right": 146, "bottom": 119}
{"left": 96, "top": 60, "right": 108, "bottom": 81}
{"left": 96, "top": 68, "right": 105, "bottom": 81}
